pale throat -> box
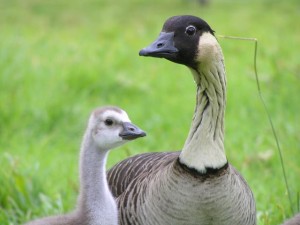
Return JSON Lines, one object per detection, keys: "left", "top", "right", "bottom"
{"left": 179, "top": 33, "right": 227, "bottom": 173}
{"left": 77, "top": 131, "right": 111, "bottom": 212}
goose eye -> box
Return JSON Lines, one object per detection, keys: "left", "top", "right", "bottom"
{"left": 185, "top": 25, "right": 196, "bottom": 36}
{"left": 104, "top": 119, "right": 114, "bottom": 126}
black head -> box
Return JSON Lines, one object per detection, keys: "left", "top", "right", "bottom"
{"left": 139, "top": 15, "right": 215, "bottom": 69}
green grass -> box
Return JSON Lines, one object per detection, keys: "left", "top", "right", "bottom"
{"left": 0, "top": 0, "right": 299, "bottom": 224}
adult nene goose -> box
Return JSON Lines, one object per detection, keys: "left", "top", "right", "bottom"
{"left": 24, "top": 106, "right": 146, "bottom": 225}
{"left": 107, "top": 15, "right": 256, "bottom": 225}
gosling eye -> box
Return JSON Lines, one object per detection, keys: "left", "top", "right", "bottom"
{"left": 185, "top": 25, "right": 197, "bottom": 36}
{"left": 104, "top": 119, "right": 114, "bottom": 126}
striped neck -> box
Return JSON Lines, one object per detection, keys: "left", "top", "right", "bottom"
{"left": 179, "top": 35, "right": 227, "bottom": 173}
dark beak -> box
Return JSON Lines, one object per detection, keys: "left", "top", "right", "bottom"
{"left": 119, "top": 122, "right": 146, "bottom": 140}
{"left": 139, "top": 32, "right": 178, "bottom": 58}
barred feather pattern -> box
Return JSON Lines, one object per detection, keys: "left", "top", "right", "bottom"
{"left": 107, "top": 152, "right": 179, "bottom": 198}
{"left": 107, "top": 152, "right": 256, "bottom": 225}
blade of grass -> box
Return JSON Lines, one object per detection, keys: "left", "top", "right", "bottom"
{"left": 297, "top": 192, "right": 299, "bottom": 212}
{"left": 218, "top": 35, "right": 294, "bottom": 215}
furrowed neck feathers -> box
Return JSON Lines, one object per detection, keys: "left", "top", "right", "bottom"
{"left": 179, "top": 32, "right": 227, "bottom": 173}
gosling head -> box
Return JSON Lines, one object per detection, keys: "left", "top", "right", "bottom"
{"left": 139, "top": 15, "right": 218, "bottom": 69}
{"left": 88, "top": 106, "right": 146, "bottom": 151}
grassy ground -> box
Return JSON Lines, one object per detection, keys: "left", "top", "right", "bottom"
{"left": 0, "top": 0, "right": 299, "bottom": 224}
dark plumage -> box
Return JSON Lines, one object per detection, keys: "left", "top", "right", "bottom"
{"left": 139, "top": 15, "right": 214, "bottom": 69}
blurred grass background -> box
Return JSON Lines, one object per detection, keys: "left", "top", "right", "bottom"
{"left": 0, "top": 0, "right": 299, "bottom": 224}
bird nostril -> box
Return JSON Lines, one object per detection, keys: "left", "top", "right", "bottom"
{"left": 157, "top": 43, "right": 164, "bottom": 48}
{"left": 129, "top": 127, "right": 135, "bottom": 131}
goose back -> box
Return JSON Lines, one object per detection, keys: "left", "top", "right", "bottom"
{"left": 107, "top": 151, "right": 179, "bottom": 197}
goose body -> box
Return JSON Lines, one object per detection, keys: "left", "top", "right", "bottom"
{"left": 24, "top": 106, "right": 146, "bottom": 225}
{"left": 107, "top": 15, "right": 256, "bottom": 225}
{"left": 283, "top": 213, "right": 300, "bottom": 225}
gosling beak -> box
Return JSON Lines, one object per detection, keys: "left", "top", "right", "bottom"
{"left": 119, "top": 122, "right": 146, "bottom": 140}
{"left": 139, "top": 32, "right": 178, "bottom": 58}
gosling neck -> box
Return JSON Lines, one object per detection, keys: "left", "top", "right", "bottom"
{"left": 179, "top": 40, "right": 227, "bottom": 173}
{"left": 77, "top": 130, "right": 117, "bottom": 223}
